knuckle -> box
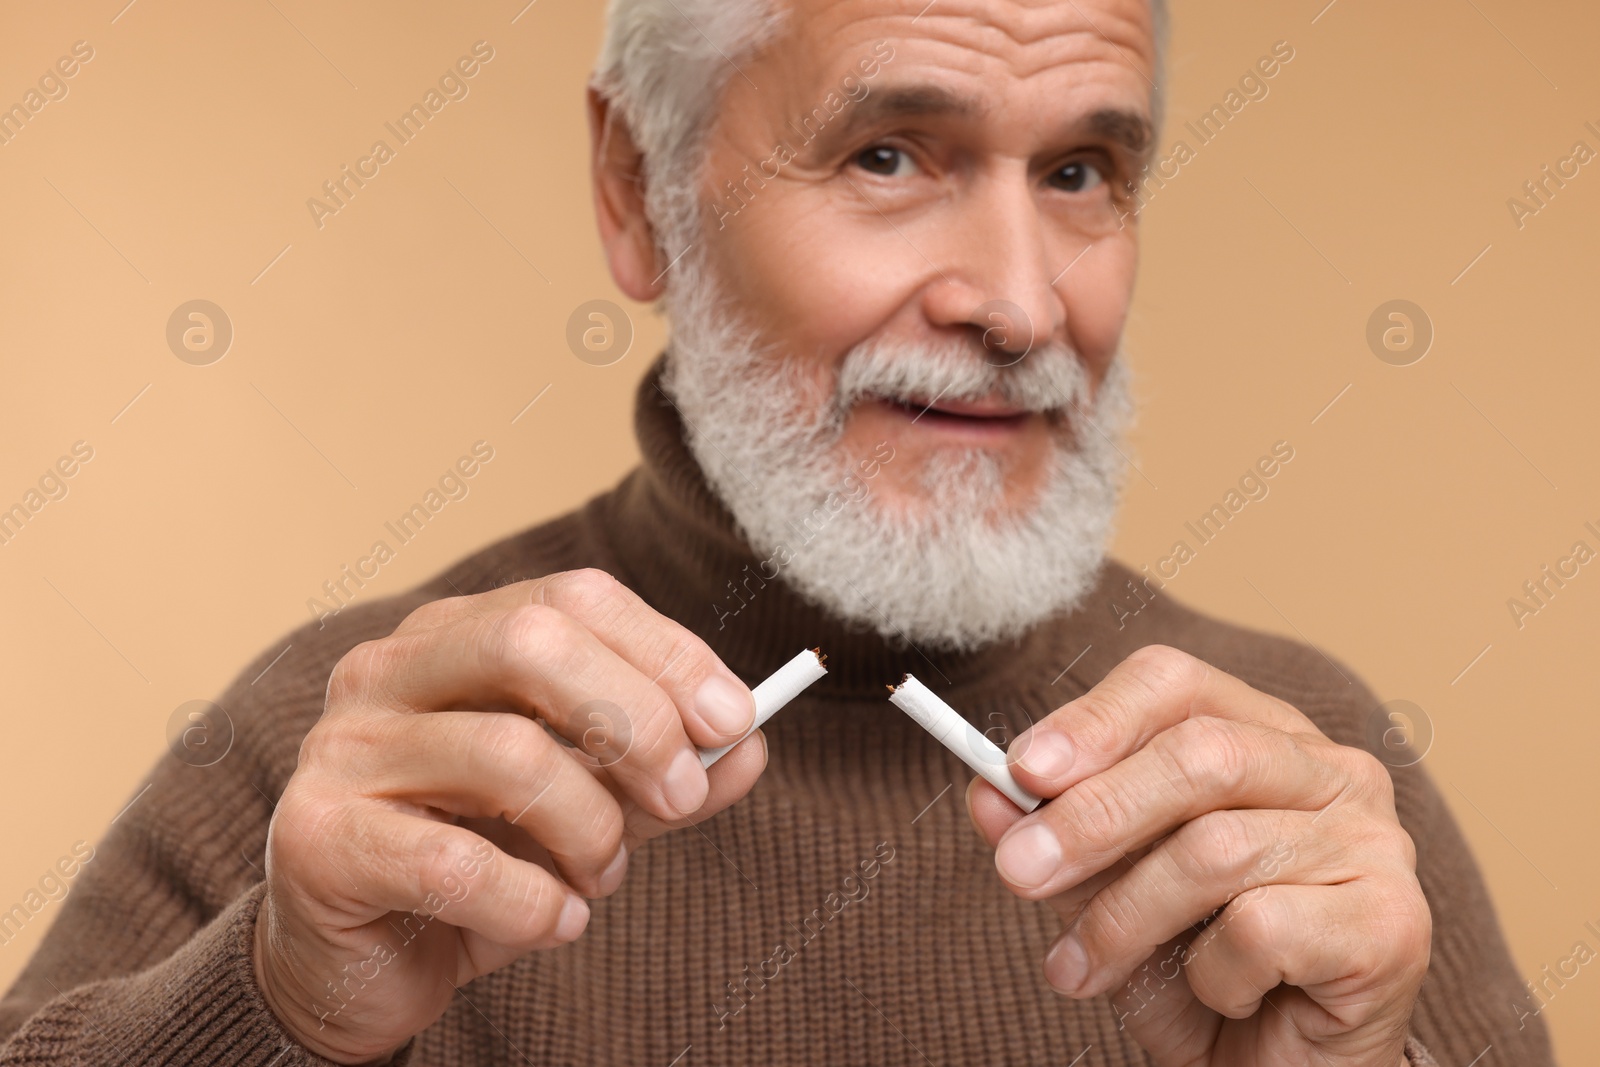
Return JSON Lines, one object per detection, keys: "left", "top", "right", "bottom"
{"left": 293, "top": 721, "right": 331, "bottom": 772}
{"left": 415, "top": 826, "right": 473, "bottom": 902}
{"left": 1065, "top": 693, "right": 1124, "bottom": 756}
{"left": 1347, "top": 744, "right": 1398, "bottom": 800}
{"left": 1346, "top": 938, "right": 1387, "bottom": 983}
{"left": 503, "top": 603, "right": 592, "bottom": 679}
{"left": 1076, "top": 890, "right": 1143, "bottom": 962}
{"left": 1163, "top": 718, "right": 1254, "bottom": 797}
{"left": 296, "top": 713, "right": 381, "bottom": 774}
{"left": 1126, "top": 643, "right": 1205, "bottom": 693}
{"left": 621, "top": 692, "right": 683, "bottom": 760}
{"left": 1320, "top": 743, "right": 1399, "bottom": 821}
{"left": 1173, "top": 810, "right": 1259, "bottom": 886}
{"left": 1071, "top": 648, "right": 1207, "bottom": 755}
{"left": 504, "top": 870, "right": 575, "bottom": 950}
{"left": 660, "top": 631, "right": 715, "bottom": 686}
{"left": 326, "top": 639, "right": 394, "bottom": 707}
{"left": 473, "top": 713, "right": 549, "bottom": 780}
{"left": 1061, "top": 779, "right": 1133, "bottom": 850}
{"left": 577, "top": 699, "right": 636, "bottom": 766}
{"left": 546, "top": 568, "right": 627, "bottom": 618}
{"left": 1219, "top": 885, "right": 1283, "bottom": 949}
{"left": 471, "top": 719, "right": 624, "bottom": 861}
{"left": 267, "top": 789, "right": 343, "bottom": 877}
{"left": 395, "top": 595, "right": 464, "bottom": 634}
{"left": 1372, "top": 765, "right": 1398, "bottom": 809}
{"left": 1388, "top": 884, "right": 1433, "bottom": 978}
{"left": 1390, "top": 825, "right": 1419, "bottom": 871}
{"left": 571, "top": 798, "right": 627, "bottom": 861}
{"left": 1353, "top": 814, "right": 1417, "bottom": 871}
{"left": 516, "top": 875, "right": 563, "bottom": 943}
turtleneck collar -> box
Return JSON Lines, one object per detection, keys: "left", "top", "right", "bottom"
{"left": 592, "top": 353, "right": 1115, "bottom": 703}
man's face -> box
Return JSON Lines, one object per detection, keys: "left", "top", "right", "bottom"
{"left": 694, "top": 0, "right": 1156, "bottom": 514}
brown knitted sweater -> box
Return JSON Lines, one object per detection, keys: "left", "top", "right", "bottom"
{"left": 0, "top": 359, "right": 1555, "bottom": 1066}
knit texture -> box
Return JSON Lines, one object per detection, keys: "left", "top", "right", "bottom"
{"left": 0, "top": 357, "right": 1552, "bottom": 1065}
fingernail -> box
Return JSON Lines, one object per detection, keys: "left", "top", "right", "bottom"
{"left": 695, "top": 673, "right": 754, "bottom": 737}
{"left": 1045, "top": 932, "right": 1089, "bottom": 994}
{"left": 1016, "top": 730, "right": 1074, "bottom": 781}
{"left": 553, "top": 893, "right": 590, "bottom": 943}
{"left": 596, "top": 843, "right": 629, "bottom": 896}
{"left": 994, "top": 823, "right": 1061, "bottom": 889}
{"left": 663, "top": 747, "right": 711, "bottom": 815}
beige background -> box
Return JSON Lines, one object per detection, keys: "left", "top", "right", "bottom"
{"left": 2, "top": 0, "right": 1596, "bottom": 1057}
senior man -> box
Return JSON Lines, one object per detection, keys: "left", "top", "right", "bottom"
{"left": 0, "top": 0, "right": 1554, "bottom": 1064}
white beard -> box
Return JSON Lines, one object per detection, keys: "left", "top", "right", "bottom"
{"left": 658, "top": 251, "right": 1136, "bottom": 653}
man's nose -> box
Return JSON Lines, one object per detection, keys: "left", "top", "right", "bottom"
{"left": 921, "top": 171, "right": 1068, "bottom": 362}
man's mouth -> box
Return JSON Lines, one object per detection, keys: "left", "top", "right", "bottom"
{"left": 872, "top": 392, "right": 1036, "bottom": 436}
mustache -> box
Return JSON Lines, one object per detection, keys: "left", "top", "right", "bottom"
{"left": 832, "top": 336, "right": 1093, "bottom": 417}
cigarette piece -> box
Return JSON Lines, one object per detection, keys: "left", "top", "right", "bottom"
{"left": 887, "top": 674, "right": 1043, "bottom": 813}
{"left": 699, "top": 648, "right": 828, "bottom": 768}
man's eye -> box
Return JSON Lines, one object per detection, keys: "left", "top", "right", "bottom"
{"left": 1050, "top": 159, "right": 1106, "bottom": 193}
{"left": 854, "top": 145, "right": 915, "bottom": 177}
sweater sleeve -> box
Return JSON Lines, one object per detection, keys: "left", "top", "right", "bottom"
{"left": 1386, "top": 752, "right": 1556, "bottom": 1064}
{"left": 0, "top": 606, "right": 426, "bottom": 1066}
{"left": 0, "top": 880, "right": 412, "bottom": 1066}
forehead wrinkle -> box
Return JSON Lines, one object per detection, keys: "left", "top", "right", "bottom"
{"left": 790, "top": 0, "right": 1155, "bottom": 82}
{"left": 707, "top": 0, "right": 1157, "bottom": 177}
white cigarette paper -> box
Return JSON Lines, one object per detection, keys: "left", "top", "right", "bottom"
{"left": 888, "top": 674, "right": 1043, "bottom": 813}
{"left": 699, "top": 648, "right": 829, "bottom": 768}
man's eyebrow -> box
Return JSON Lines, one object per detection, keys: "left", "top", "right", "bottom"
{"left": 805, "top": 82, "right": 1153, "bottom": 161}
{"left": 1083, "top": 107, "right": 1154, "bottom": 158}
{"left": 811, "top": 83, "right": 986, "bottom": 153}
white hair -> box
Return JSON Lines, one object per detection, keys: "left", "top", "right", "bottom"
{"left": 589, "top": 0, "right": 791, "bottom": 270}
{"left": 591, "top": 0, "right": 1171, "bottom": 274}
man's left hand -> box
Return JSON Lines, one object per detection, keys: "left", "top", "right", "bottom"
{"left": 966, "top": 644, "right": 1431, "bottom": 1067}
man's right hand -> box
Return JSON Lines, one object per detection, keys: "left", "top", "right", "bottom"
{"left": 251, "top": 569, "right": 761, "bottom": 1064}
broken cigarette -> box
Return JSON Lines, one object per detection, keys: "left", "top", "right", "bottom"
{"left": 887, "top": 674, "right": 1044, "bottom": 813}
{"left": 699, "top": 647, "right": 829, "bottom": 768}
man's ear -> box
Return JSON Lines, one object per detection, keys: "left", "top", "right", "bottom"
{"left": 587, "top": 85, "right": 666, "bottom": 303}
